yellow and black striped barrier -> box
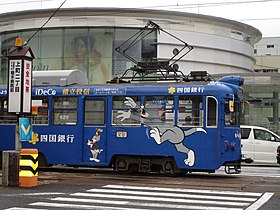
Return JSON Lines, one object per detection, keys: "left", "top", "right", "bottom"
{"left": 19, "top": 148, "right": 39, "bottom": 187}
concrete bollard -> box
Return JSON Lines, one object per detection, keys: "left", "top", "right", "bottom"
{"left": 2, "top": 150, "right": 20, "bottom": 186}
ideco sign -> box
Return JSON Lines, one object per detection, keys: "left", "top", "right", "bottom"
{"left": 35, "top": 88, "right": 57, "bottom": 96}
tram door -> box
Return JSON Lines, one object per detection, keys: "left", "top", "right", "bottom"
{"left": 83, "top": 97, "right": 107, "bottom": 164}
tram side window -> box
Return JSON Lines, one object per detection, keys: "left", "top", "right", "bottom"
{"left": 52, "top": 97, "right": 78, "bottom": 125}
{"left": 144, "top": 95, "right": 174, "bottom": 125}
{"left": 32, "top": 97, "right": 48, "bottom": 125}
{"left": 207, "top": 97, "right": 217, "bottom": 127}
{"left": 112, "top": 96, "right": 141, "bottom": 126}
{"left": 178, "top": 96, "right": 203, "bottom": 127}
{"left": 84, "top": 99, "right": 105, "bottom": 125}
{"left": 0, "top": 98, "right": 17, "bottom": 124}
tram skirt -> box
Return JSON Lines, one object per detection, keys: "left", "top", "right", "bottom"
{"left": 19, "top": 149, "right": 39, "bottom": 187}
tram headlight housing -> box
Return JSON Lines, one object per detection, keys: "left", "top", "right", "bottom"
{"left": 218, "top": 76, "right": 244, "bottom": 86}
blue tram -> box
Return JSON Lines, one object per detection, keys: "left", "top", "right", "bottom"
{"left": 0, "top": 71, "right": 244, "bottom": 174}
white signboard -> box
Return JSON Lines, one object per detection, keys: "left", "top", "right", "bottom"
{"left": 22, "top": 60, "right": 32, "bottom": 113}
{"left": 8, "top": 59, "right": 22, "bottom": 113}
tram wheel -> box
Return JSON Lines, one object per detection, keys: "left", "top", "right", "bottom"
{"left": 164, "top": 161, "right": 174, "bottom": 172}
{"left": 38, "top": 153, "right": 49, "bottom": 167}
{"left": 116, "top": 158, "right": 127, "bottom": 171}
{"left": 126, "top": 163, "right": 138, "bottom": 174}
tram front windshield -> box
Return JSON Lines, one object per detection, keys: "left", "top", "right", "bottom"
{"left": 224, "top": 100, "right": 240, "bottom": 126}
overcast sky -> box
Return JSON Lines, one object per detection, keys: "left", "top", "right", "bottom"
{"left": 1, "top": 0, "right": 280, "bottom": 37}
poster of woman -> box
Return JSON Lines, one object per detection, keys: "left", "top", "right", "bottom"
{"left": 65, "top": 34, "right": 112, "bottom": 84}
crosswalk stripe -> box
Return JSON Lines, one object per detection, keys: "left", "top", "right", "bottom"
{"left": 245, "top": 193, "right": 274, "bottom": 210}
{"left": 29, "top": 202, "right": 149, "bottom": 210}
{"left": 87, "top": 188, "right": 257, "bottom": 202}
{"left": 53, "top": 197, "right": 129, "bottom": 205}
{"left": 103, "top": 185, "right": 262, "bottom": 197}
{"left": 11, "top": 192, "right": 65, "bottom": 196}
{"left": 52, "top": 197, "right": 244, "bottom": 210}
{"left": 71, "top": 192, "right": 251, "bottom": 206}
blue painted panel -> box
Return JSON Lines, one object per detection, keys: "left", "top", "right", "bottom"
{"left": 19, "top": 118, "right": 32, "bottom": 141}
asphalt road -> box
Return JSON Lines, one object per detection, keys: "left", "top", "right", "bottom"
{"left": 0, "top": 165, "right": 279, "bottom": 210}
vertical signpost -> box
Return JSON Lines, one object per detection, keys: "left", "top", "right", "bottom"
{"left": 2, "top": 38, "right": 35, "bottom": 186}
{"left": 8, "top": 39, "right": 34, "bottom": 149}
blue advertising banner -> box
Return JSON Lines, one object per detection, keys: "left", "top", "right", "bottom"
{"left": 19, "top": 118, "right": 32, "bottom": 141}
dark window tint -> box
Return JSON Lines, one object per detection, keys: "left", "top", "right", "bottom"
{"left": 178, "top": 95, "right": 203, "bottom": 127}
{"left": 224, "top": 100, "right": 240, "bottom": 126}
{"left": 112, "top": 96, "right": 141, "bottom": 126}
{"left": 241, "top": 128, "right": 251, "bottom": 139}
{"left": 52, "top": 97, "right": 78, "bottom": 125}
{"left": 207, "top": 97, "right": 217, "bottom": 126}
{"left": 145, "top": 95, "right": 174, "bottom": 125}
{"left": 84, "top": 99, "right": 105, "bottom": 125}
{"left": 0, "top": 97, "right": 17, "bottom": 124}
{"left": 254, "top": 129, "right": 274, "bottom": 141}
{"left": 32, "top": 97, "right": 49, "bottom": 125}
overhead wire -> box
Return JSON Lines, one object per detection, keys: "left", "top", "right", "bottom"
{"left": 137, "top": 0, "right": 280, "bottom": 23}
{"left": 23, "top": 0, "right": 66, "bottom": 46}
{"left": 2, "top": 0, "right": 280, "bottom": 23}
{"left": 140, "top": 0, "right": 280, "bottom": 9}
{"left": 2, "top": 0, "right": 280, "bottom": 70}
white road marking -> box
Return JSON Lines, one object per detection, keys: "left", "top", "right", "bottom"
{"left": 87, "top": 188, "right": 257, "bottom": 202}
{"left": 6, "top": 185, "right": 273, "bottom": 210}
{"left": 53, "top": 197, "right": 128, "bottom": 205}
{"left": 71, "top": 192, "right": 251, "bottom": 206}
{"left": 52, "top": 197, "right": 244, "bottom": 210}
{"left": 245, "top": 193, "right": 274, "bottom": 210}
{"left": 4, "top": 192, "right": 66, "bottom": 196}
{"left": 103, "top": 184, "right": 262, "bottom": 197}
{"left": 29, "top": 202, "right": 148, "bottom": 210}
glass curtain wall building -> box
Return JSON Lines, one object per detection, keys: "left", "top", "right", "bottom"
{"left": 0, "top": 27, "right": 156, "bottom": 84}
{"left": 0, "top": 8, "right": 262, "bottom": 86}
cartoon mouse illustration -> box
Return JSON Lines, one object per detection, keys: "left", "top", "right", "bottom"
{"left": 87, "top": 128, "right": 103, "bottom": 162}
{"left": 117, "top": 97, "right": 207, "bottom": 167}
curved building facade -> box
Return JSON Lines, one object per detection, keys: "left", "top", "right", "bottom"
{"left": 0, "top": 8, "right": 262, "bottom": 84}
